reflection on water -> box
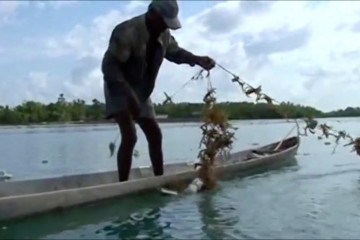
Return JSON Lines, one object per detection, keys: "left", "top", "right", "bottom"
{"left": 97, "top": 190, "right": 242, "bottom": 240}
{"left": 2, "top": 118, "right": 360, "bottom": 239}
{"left": 1, "top": 118, "right": 359, "bottom": 181}
{"left": 0, "top": 157, "right": 298, "bottom": 240}
{"left": 99, "top": 208, "right": 170, "bottom": 240}
{"left": 197, "top": 192, "right": 239, "bottom": 240}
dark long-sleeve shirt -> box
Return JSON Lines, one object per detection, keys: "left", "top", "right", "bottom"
{"left": 101, "top": 13, "right": 197, "bottom": 102}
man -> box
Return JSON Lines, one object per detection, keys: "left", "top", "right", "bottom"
{"left": 101, "top": 0, "right": 216, "bottom": 182}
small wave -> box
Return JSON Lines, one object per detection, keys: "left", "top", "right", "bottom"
{"left": 295, "top": 168, "right": 360, "bottom": 180}
{"left": 334, "top": 163, "right": 359, "bottom": 168}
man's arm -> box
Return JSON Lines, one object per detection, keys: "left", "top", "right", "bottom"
{"left": 104, "top": 27, "right": 141, "bottom": 118}
{"left": 104, "top": 36, "right": 134, "bottom": 99}
{"left": 165, "top": 34, "right": 216, "bottom": 70}
{"left": 105, "top": 28, "right": 131, "bottom": 85}
{"left": 165, "top": 35, "right": 198, "bottom": 66}
{"left": 104, "top": 27, "right": 138, "bottom": 97}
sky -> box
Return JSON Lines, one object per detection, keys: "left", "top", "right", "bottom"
{"left": 1, "top": 0, "right": 360, "bottom": 112}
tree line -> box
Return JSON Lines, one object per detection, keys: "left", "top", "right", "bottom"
{"left": 0, "top": 93, "right": 359, "bottom": 125}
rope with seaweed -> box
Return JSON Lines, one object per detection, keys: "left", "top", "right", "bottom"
{"left": 195, "top": 71, "right": 237, "bottom": 189}
{"left": 106, "top": 60, "right": 359, "bottom": 189}
{"left": 213, "top": 62, "right": 360, "bottom": 156}
{"left": 159, "top": 64, "right": 360, "bottom": 190}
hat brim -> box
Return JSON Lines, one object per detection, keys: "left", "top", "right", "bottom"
{"left": 163, "top": 16, "right": 181, "bottom": 30}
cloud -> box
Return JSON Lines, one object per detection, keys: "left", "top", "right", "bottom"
{"left": 48, "top": 1, "right": 79, "bottom": 9}
{"left": 37, "top": 0, "right": 360, "bottom": 111}
{"left": 0, "top": 71, "right": 67, "bottom": 106}
{"left": 3, "top": 0, "right": 360, "bottom": 112}
{"left": 342, "top": 50, "right": 360, "bottom": 59}
{"left": 125, "top": 0, "right": 150, "bottom": 13}
{"left": 21, "top": 3, "right": 151, "bottom": 104}
{"left": 63, "top": 56, "right": 105, "bottom": 103}
{"left": 41, "top": 7, "right": 140, "bottom": 60}
{"left": 297, "top": 66, "right": 331, "bottom": 91}
{"left": 240, "top": 0, "right": 274, "bottom": 14}
{"left": 0, "top": 1, "right": 23, "bottom": 14}
{"left": 63, "top": 59, "right": 104, "bottom": 103}
{"left": 244, "top": 27, "right": 310, "bottom": 57}
{"left": 34, "top": 1, "right": 46, "bottom": 10}
{"left": 352, "top": 21, "right": 360, "bottom": 32}
{"left": 201, "top": 1, "right": 242, "bottom": 35}
{"left": 0, "top": 1, "right": 26, "bottom": 25}
{"left": 71, "top": 57, "right": 99, "bottom": 85}
{"left": 30, "top": 0, "right": 78, "bottom": 10}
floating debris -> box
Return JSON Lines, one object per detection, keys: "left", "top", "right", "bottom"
{"left": 160, "top": 188, "right": 178, "bottom": 196}
{"left": 42, "top": 160, "right": 48, "bottom": 164}
{"left": 184, "top": 177, "right": 204, "bottom": 193}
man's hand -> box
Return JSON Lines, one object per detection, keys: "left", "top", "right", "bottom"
{"left": 120, "top": 82, "right": 140, "bottom": 120}
{"left": 195, "top": 56, "right": 216, "bottom": 71}
{"left": 126, "top": 90, "right": 141, "bottom": 121}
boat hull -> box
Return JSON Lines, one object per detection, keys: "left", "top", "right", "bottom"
{"left": 0, "top": 136, "right": 299, "bottom": 222}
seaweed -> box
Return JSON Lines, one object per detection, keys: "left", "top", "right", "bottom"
{"left": 196, "top": 80, "right": 236, "bottom": 189}
{"left": 213, "top": 63, "right": 360, "bottom": 158}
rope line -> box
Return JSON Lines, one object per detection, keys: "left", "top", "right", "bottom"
{"left": 213, "top": 63, "right": 360, "bottom": 156}
{"left": 108, "top": 61, "right": 360, "bottom": 159}
{"left": 162, "top": 63, "right": 360, "bottom": 157}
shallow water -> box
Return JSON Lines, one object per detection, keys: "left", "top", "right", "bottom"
{"left": 1, "top": 117, "right": 360, "bottom": 239}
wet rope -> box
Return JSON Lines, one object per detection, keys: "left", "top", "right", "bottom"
{"left": 162, "top": 62, "right": 360, "bottom": 157}
{"left": 108, "top": 60, "right": 360, "bottom": 165}
{"left": 213, "top": 63, "right": 360, "bottom": 156}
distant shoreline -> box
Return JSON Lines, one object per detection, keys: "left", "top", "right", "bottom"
{"left": 0, "top": 116, "right": 358, "bottom": 129}
{"left": 0, "top": 118, "right": 203, "bottom": 129}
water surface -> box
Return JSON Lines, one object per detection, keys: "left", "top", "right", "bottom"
{"left": 1, "top": 118, "right": 360, "bottom": 239}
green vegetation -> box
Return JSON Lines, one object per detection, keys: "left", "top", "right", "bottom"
{"left": 0, "top": 94, "right": 104, "bottom": 125}
{"left": 0, "top": 94, "right": 359, "bottom": 125}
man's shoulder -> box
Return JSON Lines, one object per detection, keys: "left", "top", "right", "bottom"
{"left": 111, "top": 14, "right": 144, "bottom": 39}
{"left": 160, "top": 29, "right": 173, "bottom": 45}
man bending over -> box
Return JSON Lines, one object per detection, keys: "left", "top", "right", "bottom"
{"left": 101, "top": 0, "right": 215, "bottom": 182}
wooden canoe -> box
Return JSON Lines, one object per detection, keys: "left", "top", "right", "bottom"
{"left": 0, "top": 136, "right": 300, "bottom": 222}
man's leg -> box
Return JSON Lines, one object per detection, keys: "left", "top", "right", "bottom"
{"left": 102, "top": 61, "right": 138, "bottom": 182}
{"left": 114, "top": 112, "right": 137, "bottom": 182}
{"left": 137, "top": 117, "right": 164, "bottom": 176}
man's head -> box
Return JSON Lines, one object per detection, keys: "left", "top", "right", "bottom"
{"left": 146, "top": 0, "right": 181, "bottom": 34}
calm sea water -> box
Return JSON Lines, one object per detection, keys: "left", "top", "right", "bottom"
{"left": 1, "top": 118, "right": 360, "bottom": 239}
